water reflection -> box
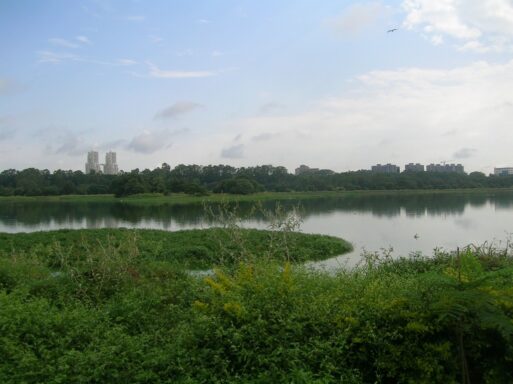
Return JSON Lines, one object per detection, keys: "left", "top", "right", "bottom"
{"left": 1, "top": 191, "right": 512, "bottom": 232}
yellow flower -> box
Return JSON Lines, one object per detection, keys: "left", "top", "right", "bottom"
{"left": 193, "top": 300, "right": 208, "bottom": 311}
{"left": 204, "top": 276, "right": 226, "bottom": 294}
{"left": 223, "top": 302, "right": 243, "bottom": 318}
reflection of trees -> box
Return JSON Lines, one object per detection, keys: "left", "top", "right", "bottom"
{"left": 109, "top": 203, "right": 208, "bottom": 226}
{"left": 1, "top": 192, "right": 513, "bottom": 230}
{"left": 256, "top": 194, "right": 470, "bottom": 219}
{"left": 211, "top": 192, "right": 509, "bottom": 220}
{"left": 399, "top": 194, "right": 467, "bottom": 217}
{"left": 467, "top": 194, "right": 488, "bottom": 208}
{"left": 0, "top": 202, "right": 114, "bottom": 226}
{"left": 493, "top": 193, "right": 513, "bottom": 210}
{"left": 0, "top": 202, "right": 211, "bottom": 228}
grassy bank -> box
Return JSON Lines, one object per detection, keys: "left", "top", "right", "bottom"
{"left": 2, "top": 188, "right": 513, "bottom": 206}
{"left": 0, "top": 228, "right": 352, "bottom": 270}
{"left": 1, "top": 239, "right": 512, "bottom": 383}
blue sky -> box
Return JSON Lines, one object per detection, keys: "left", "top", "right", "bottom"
{"left": 1, "top": 0, "right": 513, "bottom": 173}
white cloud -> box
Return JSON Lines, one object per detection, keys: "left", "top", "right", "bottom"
{"left": 251, "top": 132, "right": 280, "bottom": 142}
{"left": 209, "top": 60, "right": 513, "bottom": 173}
{"left": 453, "top": 147, "right": 477, "bottom": 159}
{"left": 37, "top": 127, "right": 89, "bottom": 156}
{"left": 48, "top": 36, "right": 92, "bottom": 49}
{"left": 117, "top": 58, "right": 137, "bottom": 66}
{"left": 402, "top": 0, "right": 513, "bottom": 52}
{"left": 146, "top": 62, "right": 216, "bottom": 79}
{"left": 458, "top": 40, "right": 490, "bottom": 53}
{"left": 175, "top": 49, "right": 194, "bottom": 57}
{"left": 403, "top": 0, "right": 481, "bottom": 39}
{"left": 37, "top": 51, "right": 80, "bottom": 63}
{"left": 431, "top": 35, "right": 444, "bottom": 45}
{"left": 127, "top": 129, "right": 187, "bottom": 154}
{"left": 128, "top": 130, "right": 169, "bottom": 154}
{"left": 123, "top": 15, "right": 145, "bottom": 22}
{"left": 95, "top": 139, "right": 126, "bottom": 151}
{"left": 155, "top": 101, "right": 204, "bottom": 119}
{"left": 31, "top": 126, "right": 126, "bottom": 162}
{"left": 221, "top": 144, "right": 245, "bottom": 159}
{"left": 327, "top": 2, "right": 392, "bottom": 36}
{"left": 259, "top": 102, "right": 285, "bottom": 114}
{"left": 48, "top": 38, "right": 80, "bottom": 49}
{"left": 37, "top": 51, "right": 137, "bottom": 67}
{"left": 76, "top": 35, "right": 92, "bottom": 45}
{"left": 149, "top": 35, "right": 164, "bottom": 44}
{"left": 54, "top": 132, "right": 87, "bottom": 156}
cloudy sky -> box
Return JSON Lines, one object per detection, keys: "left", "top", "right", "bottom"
{"left": 1, "top": 0, "right": 513, "bottom": 173}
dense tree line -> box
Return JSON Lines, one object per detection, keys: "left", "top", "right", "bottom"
{"left": 1, "top": 164, "right": 513, "bottom": 197}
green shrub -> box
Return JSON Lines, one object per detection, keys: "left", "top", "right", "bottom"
{"left": 1, "top": 230, "right": 513, "bottom": 382}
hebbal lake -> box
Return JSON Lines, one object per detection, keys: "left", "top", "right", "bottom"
{"left": 2, "top": 191, "right": 513, "bottom": 267}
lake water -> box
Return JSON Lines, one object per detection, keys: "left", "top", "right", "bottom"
{"left": 2, "top": 191, "right": 513, "bottom": 267}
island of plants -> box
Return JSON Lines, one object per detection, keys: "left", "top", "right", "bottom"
{"left": 0, "top": 227, "right": 351, "bottom": 270}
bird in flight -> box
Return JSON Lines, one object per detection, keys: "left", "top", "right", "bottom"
{"left": 387, "top": 28, "right": 398, "bottom": 33}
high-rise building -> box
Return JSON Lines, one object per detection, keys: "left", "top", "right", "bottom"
{"left": 404, "top": 163, "right": 425, "bottom": 172}
{"left": 103, "top": 151, "right": 119, "bottom": 175}
{"left": 85, "top": 151, "right": 101, "bottom": 174}
{"left": 494, "top": 167, "right": 513, "bottom": 176}
{"left": 426, "top": 163, "right": 464, "bottom": 174}
{"left": 371, "top": 163, "right": 400, "bottom": 173}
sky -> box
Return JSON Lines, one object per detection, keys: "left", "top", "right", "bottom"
{"left": 1, "top": 0, "right": 513, "bottom": 173}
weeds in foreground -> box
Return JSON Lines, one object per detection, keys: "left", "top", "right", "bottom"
{"left": 1, "top": 226, "right": 513, "bottom": 382}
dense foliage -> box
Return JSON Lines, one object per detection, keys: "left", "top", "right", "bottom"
{"left": 0, "top": 228, "right": 351, "bottom": 270}
{"left": 2, "top": 164, "right": 513, "bottom": 196}
{"left": 1, "top": 231, "right": 512, "bottom": 383}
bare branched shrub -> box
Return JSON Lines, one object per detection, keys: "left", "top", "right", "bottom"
{"left": 204, "top": 201, "right": 305, "bottom": 264}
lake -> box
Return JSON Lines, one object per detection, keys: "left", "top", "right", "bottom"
{"left": 2, "top": 191, "right": 513, "bottom": 268}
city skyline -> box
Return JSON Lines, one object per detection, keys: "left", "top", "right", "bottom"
{"left": 2, "top": 1, "right": 513, "bottom": 173}
{"left": 19, "top": 152, "right": 513, "bottom": 176}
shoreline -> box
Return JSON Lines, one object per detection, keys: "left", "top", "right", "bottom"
{"left": 1, "top": 187, "right": 513, "bottom": 206}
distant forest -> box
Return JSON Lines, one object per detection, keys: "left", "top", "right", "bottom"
{"left": 1, "top": 164, "right": 513, "bottom": 197}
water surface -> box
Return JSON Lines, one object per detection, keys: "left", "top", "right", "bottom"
{"left": 2, "top": 191, "right": 513, "bottom": 267}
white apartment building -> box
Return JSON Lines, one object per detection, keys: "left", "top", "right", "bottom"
{"left": 85, "top": 151, "right": 101, "bottom": 174}
{"left": 103, "top": 151, "right": 119, "bottom": 175}
{"left": 494, "top": 167, "right": 513, "bottom": 176}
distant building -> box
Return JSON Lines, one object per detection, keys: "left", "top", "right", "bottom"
{"left": 426, "top": 163, "right": 465, "bottom": 174}
{"left": 494, "top": 167, "right": 513, "bottom": 176}
{"left": 404, "top": 163, "right": 425, "bottom": 172}
{"left": 103, "top": 151, "right": 119, "bottom": 175}
{"left": 371, "top": 163, "right": 400, "bottom": 173}
{"left": 295, "top": 164, "right": 320, "bottom": 175}
{"left": 85, "top": 151, "right": 101, "bottom": 174}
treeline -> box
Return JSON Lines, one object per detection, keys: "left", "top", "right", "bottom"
{"left": 2, "top": 164, "right": 513, "bottom": 197}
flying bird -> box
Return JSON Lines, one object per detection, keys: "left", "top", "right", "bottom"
{"left": 387, "top": 28, "right": 398, "bottom": 33}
